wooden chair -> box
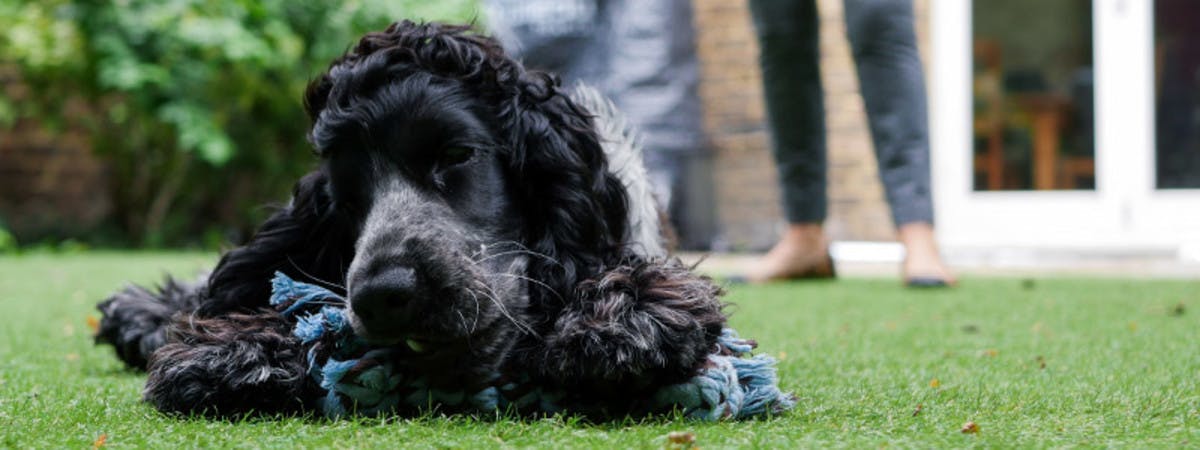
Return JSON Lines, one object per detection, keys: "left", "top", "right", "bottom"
{"left": 971, "top": 39, "right": 1094, "bottom": 190}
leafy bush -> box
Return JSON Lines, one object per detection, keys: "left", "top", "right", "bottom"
{"left": 0, "top": 225, "right": 16, "bottom": 254}
{"left": 0, "top": 0, "right": 480, "bottom": 246}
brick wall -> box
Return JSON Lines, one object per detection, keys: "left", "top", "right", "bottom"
{"left": 0, "top": 75, "right": 110, "bottom": 240}
{"left": 693, "top": 0, "right": 929, "bottom": 250}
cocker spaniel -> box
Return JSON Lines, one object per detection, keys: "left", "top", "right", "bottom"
{"left": 95, "top": 21, "right": 728, "bottom": 417}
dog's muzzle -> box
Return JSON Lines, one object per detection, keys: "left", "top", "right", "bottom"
{"left": 349, "top": 265, "right": 423, "bottom": 340}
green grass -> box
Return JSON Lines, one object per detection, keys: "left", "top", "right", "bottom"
{"left": 1, "top": 252, "right": 1198, "bottom": 448}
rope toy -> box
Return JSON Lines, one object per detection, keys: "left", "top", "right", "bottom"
{"left": 270, "top": 271, "right": 796, "bottom": 420}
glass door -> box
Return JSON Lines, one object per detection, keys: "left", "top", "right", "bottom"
{"left": 931, "top": 0, "right": 1121, "bottom": 249}
{"left": 932, "top": 0, "right": 1200, "bottom": 251}
{"left": 972, "top": 0, "right": 1094, "bottom": 192}
{"left": 1124, "top": 0, "right": 1200, "bottom": 247}
{"left": 1155, "top": 0, "right": 1200, "bottom": 190}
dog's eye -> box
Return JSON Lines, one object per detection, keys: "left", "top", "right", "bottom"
{"left": 438, "top": 146, "right": 475, "bottom": 167}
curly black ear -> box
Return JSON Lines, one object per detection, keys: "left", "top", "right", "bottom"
{"left": 202, "top": 170, "right": 354, "bottom": 315}
{"left": 504, "top": 76, "right": 631, "bottom": 306}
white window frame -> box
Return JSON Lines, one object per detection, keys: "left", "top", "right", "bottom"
{"left": 929, "top": 0, "right": 1200, "bottom": 252}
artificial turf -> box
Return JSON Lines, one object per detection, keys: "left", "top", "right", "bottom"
{"left": 1, "top": 252, "right": 1197, "bottom": 448}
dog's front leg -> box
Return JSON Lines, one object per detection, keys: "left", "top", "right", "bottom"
{"left": 142, "top": 311, "right": 313, "bottom": 417}
{"left": 532, "top": 259, "right": 726, "bottom": 390}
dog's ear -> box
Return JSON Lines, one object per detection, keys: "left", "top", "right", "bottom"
{"left": 202, "top": 170, "right": 354, "bottom": 315}
{"left": 504, "top": 75, "right": 631, "bottom": 302}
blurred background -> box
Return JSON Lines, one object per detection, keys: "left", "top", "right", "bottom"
{"left": 2, "top": 0, "right": 1198, "bottom": 275}
{"left": 0, "top": 0, "right": 478, "bottom": 250}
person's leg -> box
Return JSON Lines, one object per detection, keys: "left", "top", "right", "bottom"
{"left": 747, "top": 0, "right": 833, "bottom": 282}
{"left": 483, "top": 0, "right": 606, "bottom": 81}
{"left": 897, "top": 222, "right": 952, "bottom": 285}
{"left": 606, "top": 0, "right": 704, "bottom": 216}
{"left": 843, "top": 0, "right": 954, "bottom": 284}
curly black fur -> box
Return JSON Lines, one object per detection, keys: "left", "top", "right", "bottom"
{"left": 518, "top": 258, "right": 726, "bottom": 391}
{"left": 95, "top": 276, "right": 207, "bottom": 370}
{"left": 144, "top": 311, "right": 314, "bottom": 416}
{"left": 95, "top": 21, "right": 727, "bottom": 418}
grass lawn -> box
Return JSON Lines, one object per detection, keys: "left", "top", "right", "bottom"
{"left": 1, "top": 252, "right": 1198, "bottom": 448}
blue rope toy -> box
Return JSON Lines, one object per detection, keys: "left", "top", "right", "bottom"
{"left": 269, "top": 271, "right": 796, "bottom": 420}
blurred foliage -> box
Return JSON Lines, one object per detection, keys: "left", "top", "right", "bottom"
{"left": 0, "top": 225, "right": 16, "bottom": 254}
{"left": 0, "top": 0, "right": 480, "bottom": 247}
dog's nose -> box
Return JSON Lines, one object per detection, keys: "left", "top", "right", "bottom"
{"left": 350, "top": 265, "right": 422, "bottom": 329}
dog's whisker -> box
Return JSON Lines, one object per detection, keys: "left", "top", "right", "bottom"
{"left": 455, "top": 310, "right": 471, "bottom": 336}
{"left": 478, "top": 292, "right": 535, "bottom": 337}
{"left": 481, "top": 240, "right": 527, "bottom": 250}
{"left": 285, "top": 256, "right": 347, "bottom": 291}
{"left": 476, "top": 241, "right": 564, "bottom": 268}
{"left": 307, "top": 299, "right": 348, "bottom": 307}
{"left": 489, "top": 272, "right": 565, "bottom": 304}
{"left": 464, "top": 289, "right": 482, "bottom": 333}
{"left": 470, "top": 249, "right": 560, "bottom": 267}
{"left": 472, "top": 281, "right": 536, "bottom": 336}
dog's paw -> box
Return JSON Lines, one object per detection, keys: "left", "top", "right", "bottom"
{"left": 537, "top": 260, "right": 726, "bottom": 387}
{"left": 144, "top": 312, "right": 310, "bottom": 417}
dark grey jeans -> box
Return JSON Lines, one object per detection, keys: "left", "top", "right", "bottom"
{"left": 485, "top": 0, "right": 703, "bottom": 208}
{"left": 749, "top": 0, "right": 934, "bottom": 226}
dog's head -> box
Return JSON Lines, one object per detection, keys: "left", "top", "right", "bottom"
{"left": 299, "top": 22, "right": 655, "bottom": 364}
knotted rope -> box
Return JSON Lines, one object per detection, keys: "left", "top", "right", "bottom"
{"left": 269, "top": 271, "right": 795, "bottom": 419}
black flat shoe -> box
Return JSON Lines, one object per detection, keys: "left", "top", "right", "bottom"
{"left": 905, "top": 277, "right": 951, "bottom": 288}
{"left": 729, "top": 252, "right": 837, "bottom": 285}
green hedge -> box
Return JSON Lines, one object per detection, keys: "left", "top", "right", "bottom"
{"left": 0, "top": 0, "right": 480, "bottom": 247}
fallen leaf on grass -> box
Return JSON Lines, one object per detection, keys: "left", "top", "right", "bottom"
{"left": 86, "top": 316, "right": 100, "bottom": 333}
{"left": 980, "top": 349, "right": 998, "bottom": 358}
{"left": 666, "top": 431, "right": 696, "bottom": 446}
{"left": 93, "top": 433, "right": 107, "bottom": 449}
{"left": 912, "top": 404, "right": 923, "bottom": 416}
{"left": 929, "top": 378, "right": 940, "bottom": 388}
{"left": 65, "top": 353, "right": 79, "bottom": 362}
{"left": 1027, "top": 321, "right": 1056, "bottom": 338}
{"left": 961, "top": 421, "right": 979, "bottom": 434}
{"left": 1128, "top": 321, "right": 1138, "bottom": 332}
{"left": 1171, "top": 302, "right": 1186, "bottom": 317}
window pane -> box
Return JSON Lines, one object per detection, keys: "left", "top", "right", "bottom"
{"left": 1156, "top": 0, "right": 1200, "bottom": 189}
{"left": 972, "top": 0, "right": 1094, "bottom": 191}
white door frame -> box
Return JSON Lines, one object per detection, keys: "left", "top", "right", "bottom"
{"left": 929, "top": 0, "right": 1200, "bottom": 252}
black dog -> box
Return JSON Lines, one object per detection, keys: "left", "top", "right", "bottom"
{"left": 96, "top": 21, "right": 726, "bottom": 417}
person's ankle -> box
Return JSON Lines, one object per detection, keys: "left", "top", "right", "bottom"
{"left": 896, "top": 221, "right": 956, "bottom": 284}
{"left": 897, "top": 222, "right": 935, "bottom": 244}
{"left": 780, "top": 223, "right": 827, "bottom": 250}
{"left": 747, "top": 223, "right": 834, "bottom": 282}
